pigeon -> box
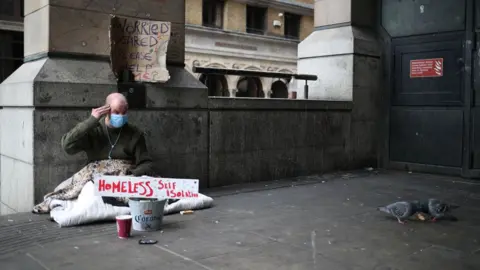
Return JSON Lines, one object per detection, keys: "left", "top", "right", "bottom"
{"left": 423, "top": 198, "right": 459, "bottom": 222}
{"left": 377, "top": 201, "right": 418, "bottom": 224}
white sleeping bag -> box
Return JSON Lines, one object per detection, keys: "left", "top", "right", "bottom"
{"left": 50, "top": 182, "right": 214, "bottom": 227}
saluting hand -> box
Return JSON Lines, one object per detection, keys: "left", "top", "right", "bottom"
{"left": 91, "top": 105, "right": 111, "bottom": 119}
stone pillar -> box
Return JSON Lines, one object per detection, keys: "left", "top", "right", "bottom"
{"left": 228, "top": 89, "right": 238, "bottom": 97}
{"left": 226, "top": 75, "right": 238, "bottom": 97}
{"left": 261, "top": 77, "right": 273, "bottom": 98}
{"left": 0, "top": 0, "right": 207, "bottom": 214}
{"left": 297, "top": 0, "right": 381, "bottom": 167}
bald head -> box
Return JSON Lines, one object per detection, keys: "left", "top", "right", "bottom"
{"left": 106, "top": 93, "right": 128, "bottom": 115}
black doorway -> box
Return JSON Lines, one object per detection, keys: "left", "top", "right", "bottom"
{"left": 380, "top": 0, "right": 477, "bottom": 176}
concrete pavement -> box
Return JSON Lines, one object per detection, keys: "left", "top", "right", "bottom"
{"left": 1, "top": 170, "right": 479, "bottom": 270}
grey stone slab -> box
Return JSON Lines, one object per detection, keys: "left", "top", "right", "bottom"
{"left": 34, "top": 81, "right": 116, "bottom": 108}
{"left": 1, "top": 253, "right": 48, "bottom": 270}
{"left": 198, "top": 241, "right": 349, "bottom": 270}
{"left": 150, "top": 220, "right": 273, "bottom": 261}
{"left": 34, "top": 57, "right": 115, "bottom": 83}
{"left": 22, "top": 235, "right": 200, "bottom": 270}
{"left": 376, "top": 245, "right": 480, "bottom": 270}
{"left": 305, "top": 219, "right": 433, "bottom": 269}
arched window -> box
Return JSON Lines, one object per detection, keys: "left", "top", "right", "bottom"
{"left": 271, "top": 80, "right": 288, "bottom": 98}
{"left": 199, "top": 74, "right": 229, "bottom": 97}
{"left": 236, "top": 77, "right": 263, "bottom": 98}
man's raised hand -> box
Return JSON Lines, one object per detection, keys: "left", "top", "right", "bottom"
{"left": 91, "top": 105, "right": 110, "bottom": 119}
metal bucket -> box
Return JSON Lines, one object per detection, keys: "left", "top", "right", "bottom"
{"left": 128, "top": 199, "right": 167, "bottom": 232}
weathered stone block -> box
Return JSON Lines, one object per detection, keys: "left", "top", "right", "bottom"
{"left": 33, "top": 58, "right": 116, "bottom": 107}
{"left": 24, "top": 0, "right": 49, "bottom": 16}
{"left": 0, "top": 108, "right": 34, "bottom": 163}
{"left": 33, "top": 110, "right": 90, "bottom": 203}
{"left": 24, "top": 5, "right": 49, "bottom": 57}
{"left": 0, "top": 156, "right": 34, "bottom": 213}
{"left": 314, "top": 0, "right": 351, "bottom": 27}
{"left": 0, "top": 59, "right": 46, "bottom": 106}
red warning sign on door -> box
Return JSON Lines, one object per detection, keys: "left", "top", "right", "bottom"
{"left": 410, "top": 58, "right": 444, "bottom": 78}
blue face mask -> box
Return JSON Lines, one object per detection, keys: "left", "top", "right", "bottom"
{"left": 109, "top": 114, "right": 128, "bottom": 128}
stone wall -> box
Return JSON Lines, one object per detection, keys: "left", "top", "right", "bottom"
{"left": 208, "top": 98, "right": 354, "bottom": 187}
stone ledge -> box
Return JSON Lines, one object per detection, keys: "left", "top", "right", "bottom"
{"left": 208, "top": 97, "right": 353, "bottom": 110}
{"left": 1, "top": 58, "right": 208, "bottom": 109}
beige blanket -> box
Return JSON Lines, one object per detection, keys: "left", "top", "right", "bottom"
{"left": 33, "top": 160, "right": 133, "bottom": 214}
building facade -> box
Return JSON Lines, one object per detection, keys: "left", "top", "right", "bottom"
{"left": 0, "top": 0, "right": 314, "bottom": 99}
{"left": 185, "top": 0, "right": 314, "bottom": 98}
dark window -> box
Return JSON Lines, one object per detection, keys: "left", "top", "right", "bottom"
{"left": 0, "top": 30, "right": 24, "bottom": 83}
{"left": 200, "top": 74, "right": 229, "bottom": 97}
{"left": 284, "top": 13, "right": 301, "bottom": 39}
{"left": 236, "top": 77, "right": 263, "bottom": 98}
{"left": 246, "top": 5, "right": 267, "bottom": 35}
{"left": 0, "top": 0, "right": 23, "bottom": 21}
{"left": 202, "top": 0, "right": 224, "bottom": 28}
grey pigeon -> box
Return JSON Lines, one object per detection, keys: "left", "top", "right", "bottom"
{"left": 378, "top": 201, "right": 417, "bottom": 224}
{"left": 425, "top": 198, "right": 459, "bottom": 221}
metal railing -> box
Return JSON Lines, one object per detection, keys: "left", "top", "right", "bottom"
{"left": 192, "top": 66, "right": 317, "bottom": 99}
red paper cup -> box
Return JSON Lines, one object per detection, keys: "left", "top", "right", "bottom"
{"left": 116, "top": 215, "right": 132, "bottom": 239}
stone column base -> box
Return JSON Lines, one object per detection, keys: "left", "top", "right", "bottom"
{"left": 297, "top": 25, "right": 382, "bottom": 168}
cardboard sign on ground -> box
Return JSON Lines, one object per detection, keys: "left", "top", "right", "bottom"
{"left": 94, "top": 175, "right": 199, "bottom": 199}
{"left": 110, "top": 15, "right": 171, "bottom": 83}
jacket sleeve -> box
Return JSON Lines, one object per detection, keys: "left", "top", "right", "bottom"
{"left": 61, "top": 116, "right": 99, "bottom": 155}
{"left": 130, "top": 133, "right": 154, "bottom": 176}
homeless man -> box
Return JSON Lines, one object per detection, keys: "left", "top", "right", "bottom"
{"left": 33, "top": 93, "right": 154, "bottom": 214}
